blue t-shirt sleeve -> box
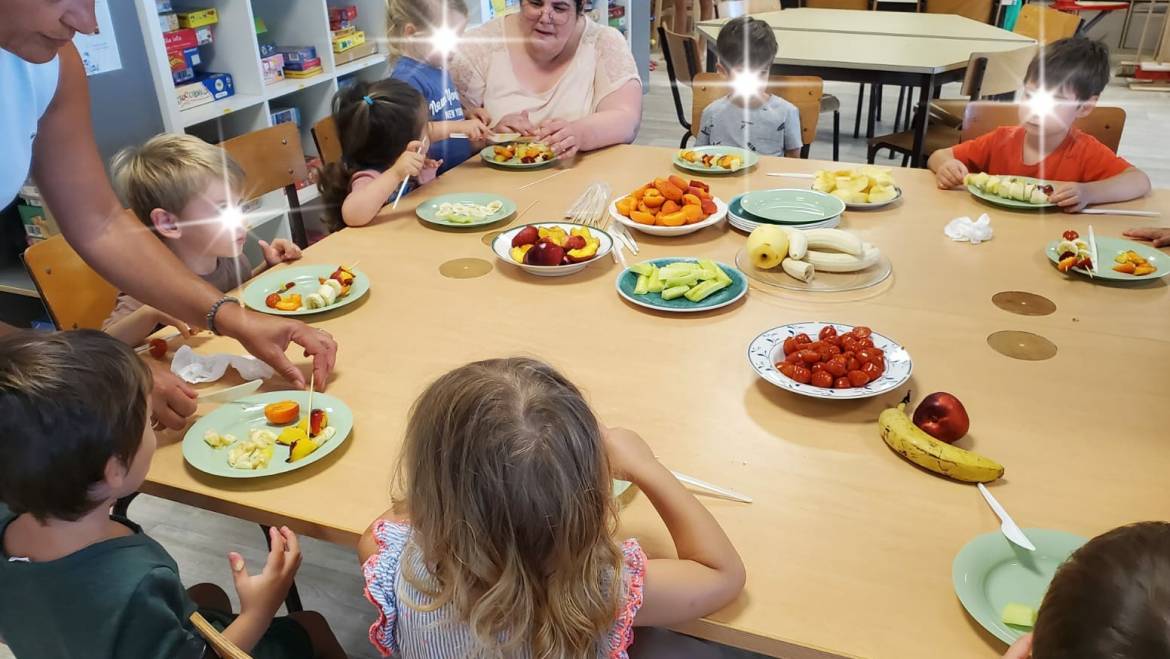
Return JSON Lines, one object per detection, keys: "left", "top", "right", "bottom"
{"left": 785, "top": 104, "right": 803, "bottom": 152}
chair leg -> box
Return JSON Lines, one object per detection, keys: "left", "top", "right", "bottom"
{"left": 853, "top": 83, "right": 865, "bottom": 139}
{"left": 901, "top": 152, "right": 911, "bottom": 167}
{"left": 866, "top": 145, "right": 879, "bottom": 165}
{"left": 832, "top": 110, "right": 840, "bottom": 162}
{"left": 260, "top": 524, "right": 304, "bottom": 613}
{"left": 875, "top": 85, "right": 883, "bottom": 122}
{"left": 680, "top": 131, "right": 692, "bottom": 149}
{"left": 866, "top": 83, "right": 879, "bottom": 139}
{"left": 894, "top": 86, "right": 906, "bottom": 132}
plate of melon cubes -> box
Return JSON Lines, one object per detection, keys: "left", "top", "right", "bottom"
{"left": 616, "top": 258, "right": 747, "bottom": 313}
{"left": 811, "top": 166, "right": 901, "bottom": 210}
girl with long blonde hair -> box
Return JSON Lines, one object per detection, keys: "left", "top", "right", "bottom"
{"left": 358, "top": 358, "right": 745, "bottom": 658}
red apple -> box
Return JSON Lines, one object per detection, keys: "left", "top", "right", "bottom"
{"left": 912, "top": 392, "right": 970, "bottom": 444}
{"left": 511, "top": 226, "right": 539, "bottom": 248}
{"left": 524, "top": 241, "right": 566, "bottom": 266}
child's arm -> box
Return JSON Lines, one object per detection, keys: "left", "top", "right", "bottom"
{"left": 220, "top": 526, "right": 302, "bottom": 653}
{"left": 605, "top": 428, "right": 746, "bottom": 627}
{"left": 341, "top": 142, "right": 427, "bottom": 227}
{"left": 1002, "top": 632, "right": 1032, "bottom": 659}
{"left": 358, "top": 507, "right": 410, "bottom": 564}
{"left": 1123, "top": 227, "right": 1170, "bottom": 247}
{"left": 1050, "top": 167, "right": 1152, "bottom": 213}
{"left": 428, "top": 118, "right": 489, "bottom": 143}
{"left": 255, "top": 239, "right": 302, "bottom": 271}
{"left": 104, "top": 305, "right": 180, "bottom": 346}
{"left": 929, "top": 147, "right": 970, "bottom": 189}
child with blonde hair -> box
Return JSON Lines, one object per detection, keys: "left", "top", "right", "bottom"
{"left": 105, "top": 134, "right": 302, "bottom": 345}
{"left": 388, "top": 0, "right": 491, "bottom": 175}
{"left": 359, "top": 357, "right": 745, "bottom": 658}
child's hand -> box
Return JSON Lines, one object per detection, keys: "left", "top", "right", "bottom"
{"left": 1123, "top": 227, "right": 1170, "bottom": 247}
{"left": 935, "top": 160, "right": 969, "bottom": 189}
{"left": 258, "top": 239, "right": 302, "bottom": 267}
{"left": 1051, "top": 182, "right": 1091, "bottom": 213}
{"left": 468, "top": 106, "right": 492, "bottom": 126}
{"left": 1002, "top": 633, "right": 1032, "bottom": 659}
{"left": 603, "top": 427, "right": 659, "bottom": 483}
{"left": 418, "top": 159, "right": 443, "bottom": 185}
{"left": 228, "top": 526, "right": 302, "bottom": 618}
{"left": 459, "top": 118, "right": 490, "bottom": 141}
{"left": 392, "top": 141, "right": 427, "bottom": 180}
{"left": 495, "top": 110, "right": 535, "bottom": 136}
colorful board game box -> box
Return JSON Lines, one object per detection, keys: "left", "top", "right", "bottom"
{"left": 284, "top": 66, "right": 323, "bottom": 79}
{"left": 175, "top": 72, "right": 234, "bottom": 110}
{"left": 332, "top": 40, "right": 378, "bottom": 65}
{"left": 261, "top": 54, "right": 286, "bottom": 84}
{"left": 283, "top": 56, "right": 321, "bottom": 71}
{"left": 177, "top": 8, "right": 218, "bottom": 28}
{"left": 275, "top": 46, "right": 317, "bottom": 64}
{"left": 159, "top": 12, "right": 179, "bottom": 32}
{"left": 332, "top": 30, "right": 366, "bottom": 53}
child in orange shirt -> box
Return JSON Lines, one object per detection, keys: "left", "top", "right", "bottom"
{"left": 930, "top": 37, "right": 1150, "bottom": 212}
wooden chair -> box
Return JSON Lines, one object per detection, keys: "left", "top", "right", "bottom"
{"left": 866, "top": 43, "right": 1037, "bottom": 165}
{"left": 716, "top": 0, "right": 782, "bottom": 17}
{"left": 311, "top": 115, "right": 343, "bottom": 167}
{"left": 191, "top": 612, "right": 250, "bottom": 659}
{"left": 924, "top": 0, "right": 994, "bottom": 23}
{"left": 220, "top": 122, "right": 311, "bottom": 247}
{"left": 961, "top": 102, "right": 1126, "bottom": 152}
{"left": 1013, "top": 4, "right": 1082, "bottom": 44}
{"left": 691, "top": 72, "right": 822, "bottom": 158}
{"left": 660, "top": 25, "right": 703, "bottom": 148}
{"left": 22, "top": 234, "right": 117, "bottom": 330}
{"left": 802, "top": 0, "right": 871, "bottom": 9}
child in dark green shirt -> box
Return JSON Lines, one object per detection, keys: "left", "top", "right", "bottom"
{"left": 0, "top": 331, "right": 344, "bottom": 659}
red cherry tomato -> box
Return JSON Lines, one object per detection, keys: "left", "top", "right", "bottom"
{"left": 847, "top": 358, "right": 861, "bottom": 372}
{"left": 861, "top": 362, "right": 881, "bottom": 381}
{"left": 840, "top": 336, "right": 859, "bottom": 352}
{"left": 783, "top": 337, "right": 800, "bottom": 354}
{"left": 823, "top": 335, "right": 841, "bottom": 348}
{"left": 785, "top": 351, "right": 802, "bottom": 364}
{"left": 811, "top": 370, "right": 834, "bottom": 388}
{"left": 794, "top": 333, "right": 812, "bottom": 345}
{"left": 1062, "top": 230, "right": 1079, "bottom": 241}
{"left": 847, "top": 370, "right": 870, "bottom": 387}
{"left": 857, "top": 348, "right": 876, "bottom": 364}
{"left": 798, "top": 349, "right": 821, "bottom": 364}
{"left": 779, "top": 363, "right": 796, "bottom": 378}
{"left": 824, "top": 358, "right": 847, "bottom": 377}
{"left": 852, "top": 326, "right": 872, "bottom": 339}
{"left": 792, "top": 365, "right": 812, "bottom": 384}
{"left": 858, "top": 338, "right": 875, "bottom": 349}
{"left": 834, "top": 377, "right": 852, "bottom": 389}
{"left": 819, "top": 325, "right": 838, "bottom": 340}
{"left": 147, "top": 338, "right": 168, "bottom": 360}
{"left": 811, "top": 362, "right": 824, "bottom": 372}
{"left": 825, "top": 344, "right": 842, "bottom": 356}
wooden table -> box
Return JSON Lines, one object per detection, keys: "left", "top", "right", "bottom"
{"left": 145, "top": 145, "right": 1170, "bottom": 659}
{"left": 697, "top": 12, "right": 1036, "bottom": 167}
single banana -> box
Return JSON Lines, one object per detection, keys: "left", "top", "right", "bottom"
{"left": 804, "top": 244, "right": 881, "bottom": 273}
{"left": 879, "top": 399, "right": 1004, "bottom": 483}
{"left": 803, "top": 228, "right": 864, "bottom": 256}
{"left": 781, "top": 258, "right": 815, "bottom": 282}
{"left": 787, "top": 229, "right": 808, "bottom": 260}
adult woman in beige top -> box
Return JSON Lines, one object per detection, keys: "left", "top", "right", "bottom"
{"left": 451, "top": 0, "right": 642, "bottom": 159}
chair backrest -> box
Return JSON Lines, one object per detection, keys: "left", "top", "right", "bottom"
{"left": 220, "top": 122, "right": 311, "bottom": 245}
{"left": 23, "top": 234, "right": 118, "bottom": 330}
{"left": 659, "top": 25, "right": 701, "bottom": 87}
{"left": 191, "top": 612, "right": 251, "bottom": 659}
{"left": 691, "top": 72, "right": 822, "bottom": 151}
{"left": 962, "top": 44, "right": 1037, "bottom": 99}
{"left": 1013, "top": 4, "right": 1081, "bottom": 44}
{"left": 925, "top": 0, "right": 993, "bottom": 23}
{"left": 717, "top": 0, "right": 783, "bottom": 18}
{"left": 311, "top": 115, "right": 343, "bottom": 167}
{"left": 961, "top": 102, "right": 1126, "bottom": 152}
{"left": 802, "top": 0, "right": 870, "bottom": 9}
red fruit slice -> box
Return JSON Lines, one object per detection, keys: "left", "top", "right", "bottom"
{"left": 512, "top": 226, "right": 539, "bottom": 248}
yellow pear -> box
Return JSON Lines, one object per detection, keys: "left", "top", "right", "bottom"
{"left": 746, "top": 225, "right": 789, "bottom": 270}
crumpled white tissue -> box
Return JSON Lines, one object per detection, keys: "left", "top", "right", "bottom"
{"left": 170, "top": 345, "right": 274, "bottom": 384}
{"left": 944, "top": 213, "right": 994, "bottom": 244}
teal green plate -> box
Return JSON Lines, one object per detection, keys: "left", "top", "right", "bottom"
{"left": 728, "top": 193, "right": 837, "bottom": 226}
{"left": 243, "top": 264, "right": 369, "bottom": 317}
{"left": 182, "top": 391, "right": 353, "bottom": 479}
{"left": 616, "top": 258, "right": 747, "bottom": 313}
{"left": 480, "top": 143, "right": 557, "bottom": 169}
{"left": 1046, "top": 236, "right": 1168, "bottom": 281}
{"left": 738, "top": 189, "right": 846, "bottom": 224}
{"left": 415, "top": 192, "right": 516, "bottom": 227}
{"left": 953, "top": 528, "right": 1086, "bottom": 645}
{"left": 968, "top": 176, "right": 1057, "bottom": 210}
{"left": 673, "top": 146, "right": 759, "bottom": 174}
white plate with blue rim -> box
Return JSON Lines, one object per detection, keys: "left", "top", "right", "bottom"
{"left": 747, "top": 322, "right": 912, "bottom": 400}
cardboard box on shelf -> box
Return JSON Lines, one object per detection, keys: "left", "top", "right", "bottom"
{"left": 159, "top": 11, "right": 179, "bottom": 32}
{"left": 328, "top": 5, "right": 358, "bottom": 22}
{"left": 332, "top": 30, "right": 366, "bottom": 53}
{"left": 284, "top": 56, "right": 321, "bottom": 71}
{"left": 163, "top": 28, "right": 197, "bottom": 52}
{"left": 172, "top": 66, "right": 195, "bottom": 85}
{"left": 168, "top": 46, "right": 201, "bottom": 73}
{"left": 331, "top": 26, "right": 357, "bottom": 38}
{"left": 333, "top": 40, "right": 378, "bottom": 66}
{"left": 177, "top": 8, "right": 218, "bottom": 28}
{"left": 176, "top": 72, "right": 234, "bottom": 110}
{"left": 270, "top": 106, "right": 301, "bottom": 126}
{"left": 17, "top": 204, "right": 59, "bottom": 245}
{"left": 155, "top": 0, "right": 174, "bottom": 12}
{"left": 329, "top": 18, "right": 354, "bottom": 31}
{"left": 261, "top": 54, "right": 286, "bottom": 85}
{"left": 275, "top": 46, "right": 317, "bottom": 64}
{"left": 259, "top": 42, "right": 277, "bottom": 57}
{"left": 284, "top": 66, "right": 323, "bottom": 79}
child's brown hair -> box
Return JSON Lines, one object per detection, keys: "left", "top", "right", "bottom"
{"left": 1033, "top": 521, "right": 1170, "bottom": 658}
{"left": 0, "top": 330, "right": 152, "bottom": 521}
{"left": 394, "top": 357, "right": 624, "bottom": 658}
{"left": 1025, "top": 37, "right": 1111, "bottom": 101}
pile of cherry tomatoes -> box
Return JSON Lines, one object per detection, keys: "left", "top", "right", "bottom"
{"left": 775, "top": 325, "right": 887, "bottom": 389}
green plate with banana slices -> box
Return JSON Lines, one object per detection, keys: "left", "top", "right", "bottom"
{"left": 243, "top": 264, "right": 369, "bottom": 317}
{"left": 967, "top": 174, "right": 1057, "bottom": 210}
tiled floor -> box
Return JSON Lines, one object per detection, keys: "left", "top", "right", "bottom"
{"left": 2, "top": 52, "right": 1166, "bottom": 659}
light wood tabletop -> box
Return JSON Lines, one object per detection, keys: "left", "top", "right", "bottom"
{"left": 145, "top": 145, "right": 1170, "bottom": 659}
{"left": 696, "top": 21, "right": 1034, "bottom": 74}
{"left": 708, "top": 8, "right": 1035, "bottom": 43}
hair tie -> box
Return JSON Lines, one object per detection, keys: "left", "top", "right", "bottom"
{"left": 363, "top": 95, "right": 374, "bottom": 106}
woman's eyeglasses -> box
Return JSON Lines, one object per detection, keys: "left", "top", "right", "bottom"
{"left": 522, "top": 0, "right": 575, "bottom": 25}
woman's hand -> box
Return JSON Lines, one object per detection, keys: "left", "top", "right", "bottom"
{"left": 1123, "top": 227, "right": 1170, "bottom": 247}
{"left": 536, "top": 118, "right": 581, "bottom": 158}
{"left": 214, "top": 304, "right": 337, "bottom": 391}
{"left": 146, "top": 359, "right": 198, "bottom": 430}
{"left": 495, "top": 110, "right": 536, "bottom": 136}
{"left": 258, "top": 239, "right": 302, "bottom": 267}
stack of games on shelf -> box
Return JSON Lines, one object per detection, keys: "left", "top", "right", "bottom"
{"left": 278, "top": 45, "right": 323, "bottom": 80}
{"left": 329, "top": 5, "right": 378, "bottom": 66}
{"left": 255, "top": 18, "right": 285, "bottom": 86}
{"left": 155, "top": 1, "right": 235, "bottom": 111}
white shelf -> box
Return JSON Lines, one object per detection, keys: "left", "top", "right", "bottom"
{"left": 264, "top": 74, "right": 332, "bottom": 101}
{"left": 180, "top": 92, "right": 266, "bottom": 127}
{"left": 0, "top": 264, "right": 37, "bottom": 298}
{"left": 334, "top": 53, "right": 389, "bottom": 78}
